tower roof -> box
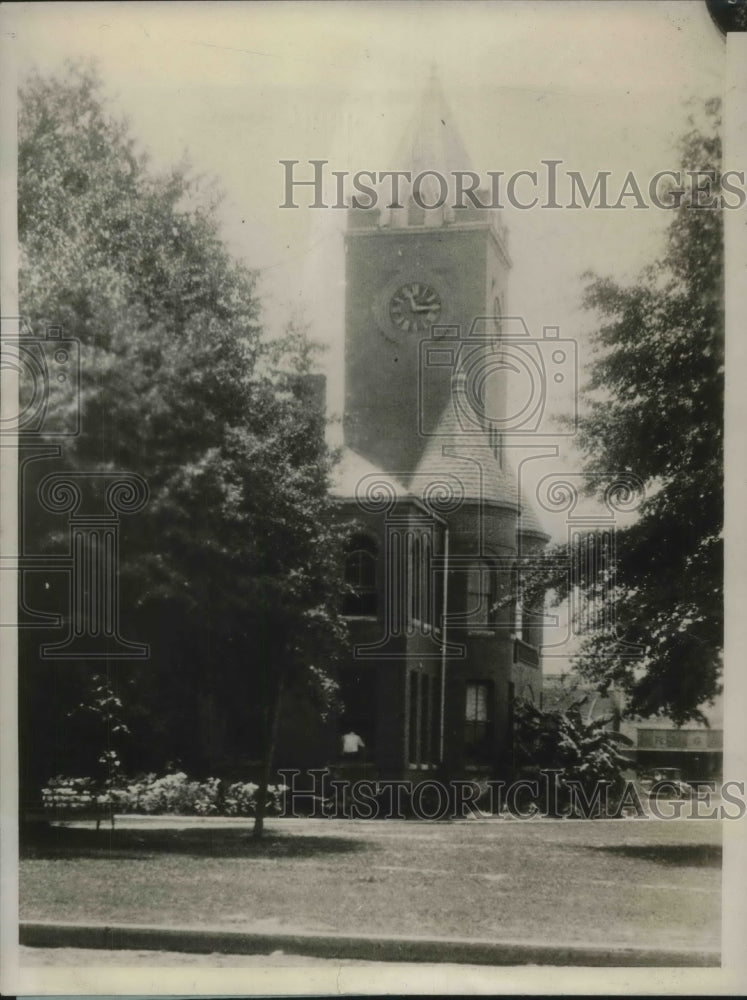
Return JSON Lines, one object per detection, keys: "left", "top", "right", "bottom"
{"left": 411, "top": 401, "right": 550, "bottom": 541}
{"left": 412, "top": 402, "right": 519, "bottom": 510}
{"left": 352, "top": 66, "right": 506, "bottom": 240}
{"left": 331, "top": 446, "right": 450, "bottom": 524}
{"left": 393, "top": 66, "right": 475, "bottom": 181}
{"left": 330, "top": 447, "right": 411, "bottom": 502}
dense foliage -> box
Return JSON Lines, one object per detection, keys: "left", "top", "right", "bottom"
{"left": 513, "top": 698, "right": 633, "bottom": 815}
{"left": 533, "top": 102, "right": 724, "bottom": 723}
{"left": 18, "top": 64, "right": 348, "bottom": 833}
{"left": 41, "top": 772, "right": 288, "bottom": 819}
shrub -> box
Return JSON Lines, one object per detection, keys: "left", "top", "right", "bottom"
{"left": 513, "top": 699, "right": 633, "bottom": 816}
{"left": 223, "top": 781, "right": 260, "bottom": 816}
{"left": 116, "top": 773, "right": 220, "bottom": 815}
{"left": 42, "top": 776, "right": 100, "bottom": 813}
{"left": 41, "top": 772, "right": 288, "bottom": 817}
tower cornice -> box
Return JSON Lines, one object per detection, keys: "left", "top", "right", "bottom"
{"left": 344, "top": 219, "right": 512, "bottom": 270}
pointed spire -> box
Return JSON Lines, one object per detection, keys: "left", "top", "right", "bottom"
{"left": 376, "top": 66, "right": 486, "bottom": 230}
{"left": 349, "top": 65, "right": 506, "bottom": 242}
{"left": 395, "top": 65, "right": 474, "bottom": 181}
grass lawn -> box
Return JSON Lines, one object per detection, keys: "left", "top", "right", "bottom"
{"left": 20, "top": 816, "right": 721, "bottom": 950}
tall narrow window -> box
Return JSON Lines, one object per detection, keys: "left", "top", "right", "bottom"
{"left": 411, "top": 534, "right": 421, "bottom": 625}
{"left": 513, "top": 573, "right": 523, "bottom": 636}
{"left": 343, "top": 534, "right": 377, "bottom": 617}
{"left": 488, "top": 426, "right": 502, "bottom": 466}
{"left": 429, "top": 670, "right": 440, "bottom": 763}
{"left": 407, "top": 530, "right": 433, "bottom": 627}
{"left": 465, "top": 681, "right": 492, "bottom": 763}
{"left": 408, "top": 670, "right": 419, "bottom": 764}
{"left": 422, "top": 673, "right": 433, "bottom": 765}
{"left": 514, "top": 571, "right": 538, "bottom": 645}
{"left": 466, "top": 563, "right": 493, "bottom": 627}
{"left": 520, "top": 587, "right": 540, "bottom": 645}
{"left": 521, "top": 605, "right": 533, "bottom": 645}
{"left": 508, "top": 680, "right": 516, "bottom": 766}
{"left": 433, "top": 528, "right": 445, "bottom": 631}
{"left": 408, "top": 668, "right": 438, "bottom": 767}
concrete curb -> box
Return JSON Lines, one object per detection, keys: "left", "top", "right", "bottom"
{"left": 20, "top": 921, "right": 721, "bottom": 967}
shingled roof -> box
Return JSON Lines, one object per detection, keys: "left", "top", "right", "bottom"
{"left": 413, "top": 402, "right": 518, "bottom": 508}
{"left": 411, "top": 401, "right": 549, "bottom": 540}
{"left": 330, "top": 447, "right": 411, "bottom": 502}
{"left": 517, "top": 479, "right": 551, "bottom": 541}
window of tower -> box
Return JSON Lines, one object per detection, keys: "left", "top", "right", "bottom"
{"left": 408, "top": 667, "right": 439, "bottom": 768}
{"left": 488, "top": 425, "right": 503, "bottom": 466}
{"left": 407, "top": 530, "right": 433, "bottom": 628}
{"left": 512, "top": 568, "right": 542, "bottom": 660}
{"left": 465, "top": 680, "right": 493, "bottom": 763}
{"left": 466, "top": 562, "right": 495, "bottom": 628}
{"left": 343, "top": 534, "right": 377, "bottom": 617}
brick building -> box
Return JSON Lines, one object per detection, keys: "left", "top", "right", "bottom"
{"left": 308, "top": 72, "right": 549, "bottom": 783}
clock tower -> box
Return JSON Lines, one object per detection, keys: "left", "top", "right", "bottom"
{"left": 330, "top": 69, "right": 547, "bottom": 785}
{"left": 343, "top": 69, "right": 512, "bottom": 478}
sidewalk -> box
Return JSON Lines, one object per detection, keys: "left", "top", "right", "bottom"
{"left": 20, "top": 920, "right": 720, "bottom": 967}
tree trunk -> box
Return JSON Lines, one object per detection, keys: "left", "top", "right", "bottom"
{"left": 252, "top": 668, "right": 285, "bottom": 841}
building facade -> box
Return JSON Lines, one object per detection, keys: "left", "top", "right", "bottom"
{"left": 321, "top": 73, "right": 549, "bottom": 784}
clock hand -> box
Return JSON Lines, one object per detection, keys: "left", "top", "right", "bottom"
{"left": 403, "top": 287, "right": 417, "bottom": 308}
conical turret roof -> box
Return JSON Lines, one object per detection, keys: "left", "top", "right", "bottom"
{"left": 412, "top": 402, "right": 518, "bottom": 510}
{"left": 411, "top": 400, "right": 550, "bottom": 540}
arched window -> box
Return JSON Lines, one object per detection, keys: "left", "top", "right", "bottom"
{"left": 343, "top": 534, "right": 377, "bottom": 617}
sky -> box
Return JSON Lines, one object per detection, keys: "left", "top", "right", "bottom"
{"left": 4, "top": 0, "right": 726, "bottom": 660}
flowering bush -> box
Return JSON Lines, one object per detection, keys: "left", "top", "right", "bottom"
{"left": 103, "top": 773, "right": 221, "bottom": 815}
{"left": 267, "top": 783, "right": 288, "bottom": 815}
{"left": 223, "top": 781, "right": 260, "bottom": 816}
{"left": 41, "top": 772, "right": 288, "bottom": 817}
{"left": 196, "top": 779, "right": 288, "bottom": 816}
{"left": 42, "top": 776, "right": 102, "bottom": 812}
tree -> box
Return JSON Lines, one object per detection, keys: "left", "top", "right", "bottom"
{"left": 65, "top": 672, "right": 131, "bottom": 792}
{"left": 18, "top": 63, "right": 349, "bottom": 835}
{"left": 548, "top": 101, "right": 723, "bottom": 723}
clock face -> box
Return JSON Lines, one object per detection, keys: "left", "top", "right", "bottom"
{"left": 388, "top": 282, "right": 442, "bottom": 333}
